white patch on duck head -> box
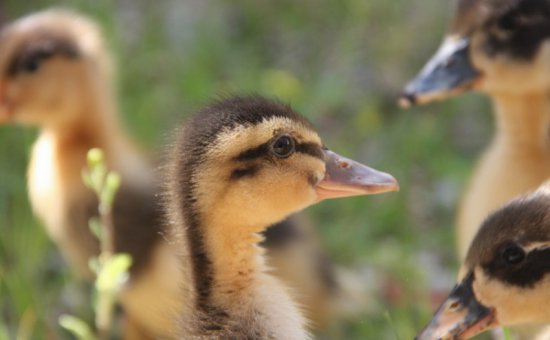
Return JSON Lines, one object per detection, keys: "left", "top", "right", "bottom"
{"left": 523, "top": 241, "right": 550, "bottom": 253}
{"left": 472, "top": 266, "right": 550, "bottom": 326}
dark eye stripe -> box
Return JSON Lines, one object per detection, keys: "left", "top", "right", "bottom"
{"left": 230, "top": 165, "right": 259, "bottom": 180}
{"left": 296, "top": 142, "right": 324, "bottom": 160}
{"left": 234, "top": 141, "right": 323, "bottom": 161}
{"left": 7, "top": 37, "right": 80, "bottom": 76}
{"left": 482, "top": 1, "right": 550, "bottom": 60}
{"left": 483, "top": 247, "right": 550, "bottom": 288}
{"left": 234, "top": 142, "right": 270, "bottom": 161}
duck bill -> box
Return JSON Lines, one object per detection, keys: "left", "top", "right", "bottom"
{"left": 416, "top": 273, "right": 498, "bottom": 340}
{"left": 315, "top": 149, "right": 399, "bottom": 201}
{"left": 400, "top": 36, "right": 481, "bottom": 108}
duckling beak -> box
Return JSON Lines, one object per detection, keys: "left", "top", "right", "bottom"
{"left": 416, "top": 273, "right": 498, "bottom": 340}
{"left": 399, "top": 36, "right": 480, "bottom": 108}
{"left": 315, "top": 149, "right": 399, "bottom": 201}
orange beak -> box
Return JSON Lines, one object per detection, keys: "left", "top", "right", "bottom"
{"left": 315, "top": 149, "right": 399, "bottom": 201}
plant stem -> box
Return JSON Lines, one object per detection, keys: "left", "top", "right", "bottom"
{"left": 96, "top": 205, "right": 116, "bottom": 339}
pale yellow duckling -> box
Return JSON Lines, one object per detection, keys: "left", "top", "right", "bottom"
{"left": 417, "top": 181, "right": 550, "bottom": 339}
{"left": 164, "top": 96, "right": 399, "bottom": 338}
{"left": 401, "top": 0, "right": 550, "bottom": 259}
{"left": 0, "top": 8, "right": 180, "bottom": 338}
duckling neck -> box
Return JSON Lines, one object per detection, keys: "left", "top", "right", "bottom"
{"left": 38, "top": 96, "right": 145, "bottom": 183}
{"left": 185, "top": 213, "right": 309, "bottom": 338}
{"left": 26, "top": 99, "right": 139, "bottom": 277}
{"left": 492, "top": 93, "right": 550, "bottom": 151}
{"left": 44, "top": 99, "right": 124, "bottom": 153}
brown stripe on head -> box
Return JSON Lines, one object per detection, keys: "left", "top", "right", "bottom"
{"left": 193, "top": 115, "right": 324, "bottom": 222}
{"left": 451, "top": 0, "right": 523, "bottom": 35}
{"left": 5, "top": 33, "right": 80, "bottom": 76}
{"left": 0, "top": 9, "right": 112, "bottom": 80}
{"left": 167, "top": 95, "right": 322, "bottom": 227}
{"left": 465, "top": 186, "right": 550, "bottom": 287}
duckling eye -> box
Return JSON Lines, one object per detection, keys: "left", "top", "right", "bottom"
{"left": 22, "top": 58, "right": 41, "bottom": 73}
{"left": 19, "top": 52, "right": 51, "bottom": 74}
{"left": 270, "top": 135, "right": 295, "bottom": 158}
{"left": 502, "top": 245, "right": 525, "bottom": 265}
{"left": 497, "top": 14, "right": 517, "bottom": 32}
{"left": 18, "top": 49, "right": 55, "bottom": 74}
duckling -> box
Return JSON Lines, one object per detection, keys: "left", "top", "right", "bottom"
{"left": 0, "top": 9, "right": 381, "bottom": 337}
{"left": 164, "top": 96, "right": 399, "bottom": 338}
{"left": 416, "top": 181, "right": 550, "bottom": 340}
{"left": 0, "top": 8, "right": 179, "bottom": 338}
{"left": 400, "top": 0, "right": 550, "bottom": 259}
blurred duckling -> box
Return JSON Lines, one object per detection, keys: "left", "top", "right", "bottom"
{"left": 417, "top": 181, "right": 550, "bottom": 340}
{"left": 0, "top": 8, "right": 381, "bottom": 337}
{"left": 401, "top": 0, "right": 550, "bottom": 259}
{"left": 0, "top": 8, "right": 179, "bottom": 338}
{"left": 164, "top": 96, "right": 399, "bottom": 338}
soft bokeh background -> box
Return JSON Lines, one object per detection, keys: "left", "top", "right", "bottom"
{"left": 0, "top": 0, "right": 493, "bottom": 339}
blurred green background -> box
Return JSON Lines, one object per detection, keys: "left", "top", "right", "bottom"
{"left": 0, "top": 0, "right": 493, "bottom": 339}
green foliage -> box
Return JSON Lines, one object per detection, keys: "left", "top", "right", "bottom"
{"left": 503, "top": 327, "right": 513, "bottom": 340}
{"left": 261, "top": 69, "right": 303, "bottom": 102}
{"left": 82, "top": 149, "right": 121, "bottom": 217}
{"left": 58, "top": 315, "right": 94, "bottom": 340}
{"left": 94, "top": 254, "right": 131, "bottom": 294}
{"left": 59, "top": 149, "right": 131, "bottom": 340}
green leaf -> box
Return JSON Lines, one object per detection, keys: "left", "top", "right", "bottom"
{"left": 502, "top": 327, "right": 512, "bottom": 340}
{"left": 87, "top": 148, "right": 104, "bottom": 168}
{"left": 105, "top": 172, "right": 121, "bottom": 194}
{"left": 95, "top": 254, "right": 132, "bottom": 293}
{"left": 88, "top": 257, "right": 100, "bottom": 275}
{"left": 0, "top": 322, "right": 9, "bottom": 340}
{"left": 90, "top": 164, "right": 106, "bottom": 193}
{"left": 58, "top": 314, "right": 95, "bottom": 340}
{"left": 99, "top": 172, "right": 120, "bottom": 214}
{"left": 89, "top": 218, "right": 102, "bottom": 240}
{"left": 81, "top": 170, "right": 93, "bottom": 189}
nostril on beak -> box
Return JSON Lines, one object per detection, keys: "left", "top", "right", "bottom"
{"left": 338, "top": 160, "right": 350, "bottom": 169}
{"left": 448, "top": 300, "right": 460, "bottom": 311}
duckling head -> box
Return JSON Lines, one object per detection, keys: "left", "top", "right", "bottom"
{"left": 167, "top": 96, "right": 399, "bottom": 234}
{"left": 0, "top": 9, "right": 111, "bottom": 128}
{"left": 401, "top": 0, "right": 550, "bottom": 106}
{"left": 417, "top": 183, "right": 550, "bottom": 339}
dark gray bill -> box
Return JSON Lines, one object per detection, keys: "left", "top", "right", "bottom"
{"left": 400, "top": 37, "right": 480, "bottom": 107}
{"left": 416, "top": 273, "right": 497, "bottom": 340}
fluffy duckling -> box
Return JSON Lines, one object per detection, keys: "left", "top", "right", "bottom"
{"left": 165, "top": 96, "right": 399, "bottom": 338}
{"left": 416, "top": 181, "right": 550, "bottom": 340}
{"left": 0, "top": 9, "right": 158, "bottom": 279}
{"left": 0, "top": 8, "right": 179, "bottom": 338}
{"left": 400, "top": 0, "right": 550, "bottom": 259}
{"left": 1, "top": 9, "right": 380, "bottom": 337}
